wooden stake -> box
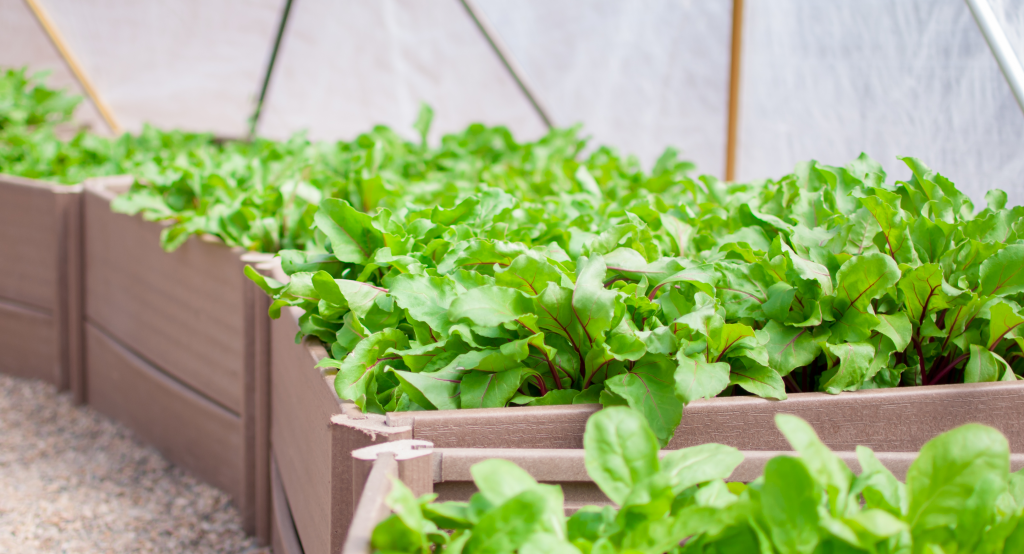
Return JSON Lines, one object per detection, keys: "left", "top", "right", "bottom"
{"left": 725, "top": 0, "right": 744, "bottom": 181}
{"left": 23, "top": 0, "right": 122, "bottom": 134}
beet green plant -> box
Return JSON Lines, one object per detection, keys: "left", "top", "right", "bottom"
{"left": 108, "top": 99, "right": 697, "bottom": 253}
{"left": 251, "top": 153, "right": 1023, "bottom": 445}
{"left": 371, "top": 407, "right": 1024, "bottom": 554}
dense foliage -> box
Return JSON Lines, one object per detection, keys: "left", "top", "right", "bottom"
{"left": 6, "top": 67, "right": 1022, "bottom": 442}
{"left": 0, "top": 67, "right": 327, "bottom": 250}
{"left": 252, "top": 152, "right": 1024, "bottom": 444}
{"left": 371, "top": 407, "right": 1024, "bottom": 554}
{"left": 2, "top": 68, "right": 688, "bottom": 252}
{"left": 0, "top": 67, "right": 128, "bottom": 184}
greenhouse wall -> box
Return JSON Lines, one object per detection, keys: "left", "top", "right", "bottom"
{"left": 0, "top": 0, "right": 107, "bottom": 133}
{"left": 735, "top": 0, "right": 1024, "bottom": 206}
{"left": 256, "top": 0, "right": 548, "bottom": 144}
{"left": 473, "top": 0, "right": 733, "bottom": 176}
{"left": 3, "top": 0, "right": 1023, "bottom": 191}
{"left": 11, "top": 0, "right": 285, "bottom": 137}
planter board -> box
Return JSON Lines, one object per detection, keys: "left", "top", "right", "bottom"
{"left": 271, "top": 454, "right": 304, "bottom": 554}
{"left": 86, "top": 322, "right": 243, "bottom": 498}
{"left": 83, "top": 178, "right": 274, "bottom": 535}
{"left": 0, "top": 174, "right": 83, "bottom": 396}
{"left": 391, "top": 381, "right": 1024, "bottom": 453}
{"left": 270, "top": 307, "right": 411, "bottom": 554}
{"left": 268, "top": 291, "right": 1024, "bottom": 553}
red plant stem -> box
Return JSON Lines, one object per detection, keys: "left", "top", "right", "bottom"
{"left": 926, "top": 352, "right": 970, "bottom": 385}
{"left": 926, "top": 352, "right": 947, "bottom": 383}
{"left": 603, "top": 276, "right": 630, "bottom": 287}
{"left": 533, "top": 375, "right": 548, "bottom": 396}
{"left": 919, "top": 286, "right": 937, "bottom": 327}
{"left": 582, "top": 361, "right": 608, "bottom": 390}
{"left": 784, "top": 374, "right": 802, "bottom": 393}
{"left": 546, "top": 357, "right": 563, "bottom": 390}
{"left": 940, "top": 307, "right": 964, "bottom": 353}
{"left": 989, "top": 323, "right": 1023, "bottom": 352}
{"left": 647, "top": 282, "right": 667, "bottom": 301}
{"left": 912, "top": 336, "right": 927, "bottom": 383}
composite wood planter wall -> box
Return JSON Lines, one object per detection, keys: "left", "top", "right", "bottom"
{"left": 340, "top": 441, "right": 1024, "bottom": 554}
{"left": 0, "top": 174, "right": 83, "bottom": 397}
{"left": 268, "top": 293, "right": 1024, "bottom": 554}
{"left": 83, "top": 178, "right": 273, "bottom": 536}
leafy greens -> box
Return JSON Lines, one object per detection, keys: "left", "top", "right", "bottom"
{"left": 371, "top": 407, "right": 1024, "bottom": 554}
{"left": 253, "top": 153, "right": 1024, "bottom": 445}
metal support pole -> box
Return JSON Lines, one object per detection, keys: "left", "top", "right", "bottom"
{"left": 460, "top": 0, "right": 555, "bottom": 129}
{"left": 966, "top": 0, "right": 1024, "bottom": 115}
{"left": 249, "top": 0, "right": 295, "bottom": 139}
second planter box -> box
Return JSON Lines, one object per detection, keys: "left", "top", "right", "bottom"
{"left": 0, "top": 174, "right": 83, "bottom": 395}
{"left": 83, "top": 178, "right": 272, "bottom": 536}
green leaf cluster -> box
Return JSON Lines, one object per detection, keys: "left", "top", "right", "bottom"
{"left": 1, "top": 67, "right": 694, "bottom": 253}
{"left": 112, "top": 106, "right": 695, "bottom": 252}
{"left": 0, "top": 67, "right": 79, "bottom": 130}
{"left": 372, "top": 407, "right": 1024, "bottom": 554}
{"left": 256, "top": 151, "right": 1024, "bottom": 444}
{"left": 0, "top": 67, "right": 129, "bottom": 184}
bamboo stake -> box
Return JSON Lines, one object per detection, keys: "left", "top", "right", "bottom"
{"left": 23, "top": 0, "right": 122, "bottom": 134}
{"left": 725, "top": 0, "right": 744, "bottom": 181}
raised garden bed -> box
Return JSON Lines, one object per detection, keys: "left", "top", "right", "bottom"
{"left": 269, "top": 297, "right": 1024, "bottom": 554}
{"left": 343, "top": 417, "right": 1024, "bottom": 554}
{"left": 83, "top": 178, "right": 274, "bottom": 536}
{"left": 0, "top": 174, "right": 83, "bottom": 397}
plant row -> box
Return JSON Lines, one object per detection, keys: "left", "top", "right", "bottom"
{"left": 251, "top": 152, "right": 1024, "bottom": 444}
{"left": 1, "top": 67, "right": 691, "bottom": 251}
{"left": 371, "top": 407, "right": 1024, "bottom": 553}
{"left": 5, "top": 66, "right": 1023, "bottom": 447}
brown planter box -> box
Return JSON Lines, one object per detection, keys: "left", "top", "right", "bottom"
{"left": 0, "top": 174, "right": 83, "bottom": 397}
{"left": 83, "top": 178, "right": 274, "bottom": 536}
{"left": 268, "top": 290, "right": 1024, "bottom": 554}
{"left": 341, "top": 441, "right": 1024, "bottom": 554}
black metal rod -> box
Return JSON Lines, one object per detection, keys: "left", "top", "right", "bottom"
{"left": 249, "top": 0, "right": 296, "bottom": 139}
{"left": 459, "top": 0, "right": 554, "bottom": 129}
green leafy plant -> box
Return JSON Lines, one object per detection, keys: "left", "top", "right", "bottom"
{"left": 371, "top": 407, "right": 1024, "bottom": 553}
{"left": 0, "top": 67, "right": 129, "bottom": 184}
{"left": 112, "top": 103, "right": 693, "bottom": 252}
{"left": 0, "top": 67, "right": 79, "bottom": 131}
{"left": 1, "top": 69, "right": 686, "bottom": 253}
{"left": 252, "top": 153, "right": 1024, "bottom": 445}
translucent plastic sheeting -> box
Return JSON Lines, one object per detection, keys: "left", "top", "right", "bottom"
{"left": 475, "top": 0, "right": 733, "bottom": 176}
{"left": 257, "top": 0, "right": 547, "bottom": 144}
{"left": 0, "top": 0, "right": 107, "bottom": 134}
{"left": 990, "top": 0, "right": 1024, "bottom": 68}
{"left": 36, "top": 0, "right": 285, "bottom": 137}
{"left": 737, "top": 0, "right": 1024, "bottom": 208}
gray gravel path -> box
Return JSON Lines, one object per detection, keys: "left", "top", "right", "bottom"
{"left": 0, "top": 373, "right": 266, "bottom": 553}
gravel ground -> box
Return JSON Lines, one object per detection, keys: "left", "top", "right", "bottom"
{"left": 0, "top": 373, "right": 266, "bottom": 554}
